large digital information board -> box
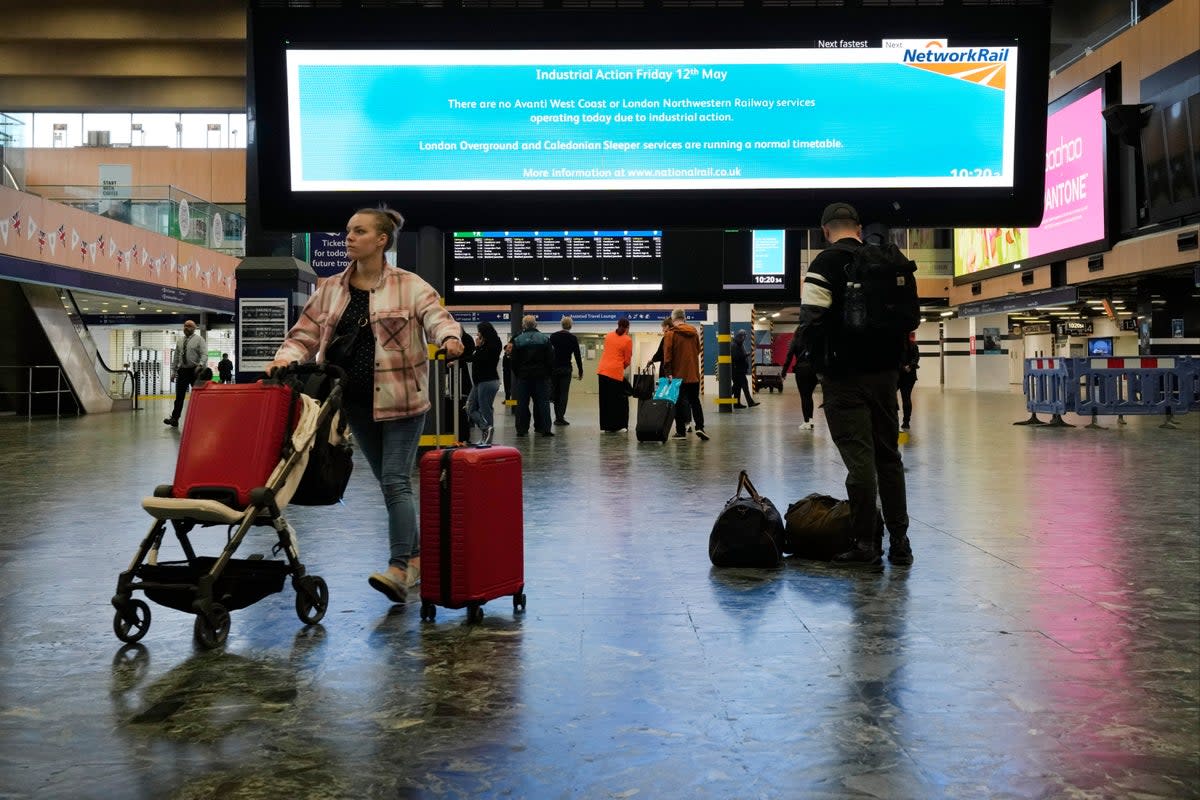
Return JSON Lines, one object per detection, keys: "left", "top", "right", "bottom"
{"left": 450, "top": 230, "right": 663, "bottom": 293}
{"left": 251, "top": 5, "right": 1051, "bottom": 229}
{"left": 445, "top": 228, "right": 804, "bottom": 303}
{"left": 287, "top": 44, "right": 1016, "bottom": 192}
{"left": 953, "top": 72, "right": 1114, "bottom": 283}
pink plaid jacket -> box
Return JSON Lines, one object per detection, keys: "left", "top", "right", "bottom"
{"left": 274, "top": 263, "right": 461, "bottom": 421}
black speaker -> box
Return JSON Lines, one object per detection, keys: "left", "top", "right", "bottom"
{"left": 1102, "top": 103, "right": 1154, "bottom": 147}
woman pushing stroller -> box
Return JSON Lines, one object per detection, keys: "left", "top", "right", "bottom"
{"left": 267, "top": 207, "right": 463, "bottom": 605}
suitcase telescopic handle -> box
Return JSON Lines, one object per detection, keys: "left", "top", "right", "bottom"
{"left": 430, "top": 348, "right": 459, "bottom": 447}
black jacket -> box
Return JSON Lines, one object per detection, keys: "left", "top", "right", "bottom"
{"left": 797, "top": 238, "right": 906, "bottom": 376}
{"left": 470, "top": 337, "right": 501, "bottom": 385}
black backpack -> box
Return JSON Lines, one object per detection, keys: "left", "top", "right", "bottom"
{"left": 833, "top": 241, "right": 921, "bottom": 337}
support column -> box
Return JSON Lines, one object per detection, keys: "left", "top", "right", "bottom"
{"left": 716, "top": 302, "right": 733, "bottom": 414}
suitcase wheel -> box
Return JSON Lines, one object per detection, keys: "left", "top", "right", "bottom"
{"left": 467, "top": 604, "right": 484, "bottom": 624}
{"left": 420, "top": 601, "right": 436, "bottom": 622}
{"left": 513, "top": 587, "right": 527, "bottom": 613}
{"left": 294, "top": 575, "right": 329, "bottom": 625}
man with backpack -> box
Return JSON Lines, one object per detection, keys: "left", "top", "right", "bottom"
{"left": 795, "top": 203, "right": 920, "bottom": 566}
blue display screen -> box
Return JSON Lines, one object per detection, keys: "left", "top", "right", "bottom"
{"left": 287, "top": 44, "right": 1018, "bottom": 193}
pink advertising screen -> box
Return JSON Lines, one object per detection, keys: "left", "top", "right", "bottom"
{"left": 954, "top": 84, "right": 1108, "bottom": 280}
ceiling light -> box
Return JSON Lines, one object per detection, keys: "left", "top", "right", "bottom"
{"left": 770, "top": 312, "right": 780, "bottom": 318}
{"left": 939, "top": 311, "right": 954, "bottom": 317}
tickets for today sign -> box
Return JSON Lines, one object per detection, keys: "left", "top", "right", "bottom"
{"left": 308, "top": 232, "right": 349, "bottom": 277}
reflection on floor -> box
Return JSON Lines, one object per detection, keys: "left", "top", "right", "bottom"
{"left": 0, "top": 386, "right": 1197, "bottom": 799}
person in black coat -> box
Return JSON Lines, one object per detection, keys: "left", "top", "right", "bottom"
{"left": 897, "top": 332, "right": 920, "bottom": 430}
{"left": 782, "top": 330, "right": 819, "bottom": 430}
{"left": 731, "top": 330, "right": 759, "bottom": 409}
{"left": 465, "top": 322, "right": 503, "bottom": 444}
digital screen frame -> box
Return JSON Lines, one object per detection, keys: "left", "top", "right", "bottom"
{"left": 952, "top": 69, "right": 1118, "bottom": 284}
{"left": 249, "top": 6, "right": 1051, "bottom": 231}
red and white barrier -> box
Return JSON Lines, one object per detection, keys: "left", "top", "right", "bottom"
{"left": 1090, "top": 357, "right": 1176, "bottom": 369}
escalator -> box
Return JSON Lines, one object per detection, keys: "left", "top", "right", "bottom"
{"left": 0, "top": 279, "right": 136, "bottom": 417}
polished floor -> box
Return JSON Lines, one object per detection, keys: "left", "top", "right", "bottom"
{"left": 0, "top": 384, "right": 1197, "bottom": 800}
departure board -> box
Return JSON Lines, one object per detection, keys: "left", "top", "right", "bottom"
{"left": 450, "top": 230, "right": 663, "bottom": 293}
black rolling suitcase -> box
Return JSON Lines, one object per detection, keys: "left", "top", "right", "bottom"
{"left": 636, "top": 399, "right": 675, "bottom": 442}
{"left": 636, "top": 378, "right": 681, "bottom": 443}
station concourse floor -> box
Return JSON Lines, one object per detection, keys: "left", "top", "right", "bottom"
{"left": 0, "top": 384, "right": 1197, "bottom": 800}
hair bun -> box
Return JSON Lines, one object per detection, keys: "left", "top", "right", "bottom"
{"left": 380, "top": 207, "right": 405, "bottom": 230}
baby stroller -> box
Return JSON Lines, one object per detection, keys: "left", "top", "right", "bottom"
{"left": 111, "top": 364, "right": 351, "bottom": 649}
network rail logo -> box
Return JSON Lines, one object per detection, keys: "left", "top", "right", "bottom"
{"left": 900, "top": 40, "right": 1010, "bottom": 90}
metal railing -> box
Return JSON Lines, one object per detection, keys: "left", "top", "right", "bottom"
{"left": 0, "top": 366, "right": 78, "bottom": 420}
{"left": 23, "top": 184, "right": 245, "bottom": 257}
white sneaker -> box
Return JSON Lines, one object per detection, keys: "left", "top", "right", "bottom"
{"left": 799, "top": 421, "right": 815, "bottom": 431}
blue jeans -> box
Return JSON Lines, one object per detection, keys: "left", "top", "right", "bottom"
{"left": 342, "top": 402, "right": 425, "bottom": 569}
{"left": 466, "top": 379, "right": 499, "bottom": 431}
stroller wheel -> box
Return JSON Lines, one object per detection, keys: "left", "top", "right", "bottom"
{"left": 193, "top": 603, "right": 230, "bottom": 649}
{"left": 294, "top": 575, "right": 329, "bottom": 625}
{"left": 112, "top": 599, "right": 151, "bottom": 644}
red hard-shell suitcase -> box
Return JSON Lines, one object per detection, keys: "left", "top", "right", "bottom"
{"left": 172, "top": 382, "right": 297, "bottom": 508}
{"left": 417, "top": 444, "right": 526, "bottom": 623}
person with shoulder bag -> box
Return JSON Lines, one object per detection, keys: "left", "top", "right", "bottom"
{"left": 265, "top": 206, "right": 464, "bottom": 605}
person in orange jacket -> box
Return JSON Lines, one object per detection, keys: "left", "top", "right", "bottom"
{"left": 596, "top": 317, "right": 633, "bottom": 432}
{"left": 662, "top": 308, "right": 709, "bottom": 440}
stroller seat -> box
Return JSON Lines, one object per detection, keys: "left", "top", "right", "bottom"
{"left": 140, "top": 497, "right": 250, "bottom": 525}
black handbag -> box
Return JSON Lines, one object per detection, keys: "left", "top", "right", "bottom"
{"left": 630, "top": 369, "right": 655, "bottom": 400}
{"left": 290, "top": 415, "right": 353, "bottom": 506}
{"left": 325, "top": 316, "right": 368, "bottom": 367}
{"left": 708, "top": 471, "right": 785, "bottom": 567}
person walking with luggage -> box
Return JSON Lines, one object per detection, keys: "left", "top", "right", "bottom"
{"left": 898, "top": 332, "right": 920, "bottom": 430}
{"left": 510, "top": 315, "right": 555, "bottom": 437}
{"left": 796, "top": 202, "right": 919, "bottom": 566}
{"left": 266, "top": 206, "right": 464, "bottom": 604}
{"left": 217, "top": 353, "right": 233, "bottom": 384}
{"left": 466, "top": 321, "right": 502, "bottom": 444}
{"left": 597, "top": 317, "right": 634, "bottom": 432}
{"left": 645, "top": 317, "right": 671, "bottom": 372}
{"left": 731, "top": 329, "right": 759, "bottom": 409}
{"left": 663, "top": 308, "right": 709, "bottom": 440}
{"left": 781, "top": 332, "right": 818, "bottom": 430}
{"left": 549, "top": 316, "right": 583, "bottom": 426}
{"left": 163, "top": 319, "right": 206, "bottom": 427}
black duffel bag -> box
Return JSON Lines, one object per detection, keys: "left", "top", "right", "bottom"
{"left": 784, "top": 493, "right": 882, "bottom": 560}
{"left": 709, "top": 471, "right": 785, "bottom": 568}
